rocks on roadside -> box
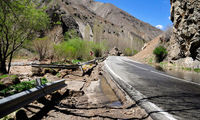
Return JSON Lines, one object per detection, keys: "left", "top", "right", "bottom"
{"left": 0, "top": 75, "right": 20, "bottom": 89}
{"left": 42, "top": 68, "right": 58, "bottom": 75}
{"left": 109, "top": 47, "right": 123, "bottom": 56}
{"left": 173, "top": 57, "right": 200, "bottom": 69}
{"left": 61, "top": 81, "right": 85, "bottom": 97}
{"left": 31, "top": 67, "right": 43, "bottom": 76}
{"left": 32, "top": 67, "right": 59, "bottom": 77}
{"left": 59, "top": 69, "right": 70, "bottom": 78}
{"left": 44, "top": 73, "right": 60, "bottom": 82}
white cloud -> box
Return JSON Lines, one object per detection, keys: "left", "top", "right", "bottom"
{"left": 156, "top": 25, "right": 164, "bottom": 30}
{"left": 168, "top": 16, "right": 171, "bottom": 20}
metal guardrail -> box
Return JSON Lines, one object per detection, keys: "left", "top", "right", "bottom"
{"left": 0, "top": 79, "right": 66, "bottom": 118}
{"left": 31, "top": 57, "right": 106, "bottom": 69}
{"left": 80, "top": 59, "right": 96, "bottom": 66}
{"left": 31, "top": 64, "right": 80, "bottom": 69}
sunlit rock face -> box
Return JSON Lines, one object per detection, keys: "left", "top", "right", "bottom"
{"left": 170, "top": 0, "right": 200, "bottom": 61}
{"left": 44, "top": 0, "right": 162, "bottom": 51}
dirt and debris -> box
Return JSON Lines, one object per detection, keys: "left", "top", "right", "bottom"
{"left": 5, "top": 59, "right": 152, "bottom": 120}
{"left": 131, "top": 36, "right": 161, "bottom": 63}
{"left": 108, "top": 47, "right": 123, "bottom": 56}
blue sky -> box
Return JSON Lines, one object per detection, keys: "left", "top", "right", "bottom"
{"left": 95, "top": 0, "right": 172, "bottom": 30}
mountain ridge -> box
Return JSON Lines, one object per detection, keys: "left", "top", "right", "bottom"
{"left": 45, "top": 0, "right": 162, "bottom": 51}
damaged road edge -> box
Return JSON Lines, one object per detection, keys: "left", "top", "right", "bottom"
{"left": 104, "top": 59, "right": 178, "bottom": 120}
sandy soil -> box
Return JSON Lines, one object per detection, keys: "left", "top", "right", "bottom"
{"left": 131, "top": 36, "right": 161, "bottom": 63}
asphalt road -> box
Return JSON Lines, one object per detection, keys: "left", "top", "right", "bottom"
{"left": 105, "top": 56, "right": 200, "bottom": 120}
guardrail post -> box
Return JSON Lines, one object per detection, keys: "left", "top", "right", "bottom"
{"left": 95, "top": 59, "right": 98, "bottom": 66}
{"left": 36, "top": 78, "right": 42, "bottom": 86}
{"left": 78, "top": 62, "right": 84, "bottom": 76}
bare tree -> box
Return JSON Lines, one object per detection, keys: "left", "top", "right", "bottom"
{"left": 33, "top": 37, "right": 52, "bottom": 61}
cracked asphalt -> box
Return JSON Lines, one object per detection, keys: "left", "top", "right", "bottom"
{"left": 105, "top": 56, "right": 200, "bottom": 120}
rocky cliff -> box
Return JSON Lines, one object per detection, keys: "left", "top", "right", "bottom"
{"left": 44, "top": 0, "right": 162, "bottom": 51}
{"left": 169, "top": 0, "right": 200, "bottom": 61}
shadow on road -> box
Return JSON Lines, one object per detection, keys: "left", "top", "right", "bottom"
{"left": 136, "top": 93, "right": 200, "bottom": 119}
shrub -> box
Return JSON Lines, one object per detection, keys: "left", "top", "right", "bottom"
{"left": 54, "top": 37, "right": 107, "bottom": 61}
{"left": 54, "top": 38, "right": 88, "bottom": 60}
{"left": 153, "top": 46, "right": 168, "bottom": 62}
{"left": 64, "top": 29, "right": 79, "bottom": 41}
{"left": 194, "top": 68, "right": 200, "bottom": 73}
{"left": 93, "top": 47, "right": 102, "bottom": 57}
{"left": 33, "top": 37, "right": 52, "bottom": 61}
{"left": 123, "top": 48, "right": 138, "bottom": 56}
{"left": 124, "top": 48, "right": 132, "bottom": 56}
{"left": 54, "top": 21, "right": 62, "bottom": 25}
{"left": 0, "top": 74, "right": 9, "bottom": 79}
{"left": 91, "top": 42, "right": 107, "bottom": 57}
{"left": 72, "top": 59, "right": 81, "bottom": 64}
{"left": 0, "top": 78, "right": 48, "bottom": 97}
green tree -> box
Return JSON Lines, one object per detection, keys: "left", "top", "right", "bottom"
{"left": 0, "top": 0, "right": 50, "bottom": 73}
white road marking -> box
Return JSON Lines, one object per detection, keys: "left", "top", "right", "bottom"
{"left": 124, "top": 57, "right": 142, "bottom": 64}
{"left": 104, "top": 59, "right": 177, "bottom": 120}
{"left": 126, "top": 61, "right": 149, "bottom": 71}
{"left": 147, "top": 102, "right": 177, "bottom": 120}
{"left": 120, "top": 57, "right": 200, "bottom": 86}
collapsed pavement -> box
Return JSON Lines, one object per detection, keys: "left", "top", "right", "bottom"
{"left": 7, "top": 59, "right": 152, "bottom": 120}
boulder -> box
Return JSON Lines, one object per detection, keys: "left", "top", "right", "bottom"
{"left": 174, "top": 57, "right": 200, "bottom": 68}
{"left": 59, "top": 69, "right": 70, "bottom": 78}
{"left": 0, "top": 75, "right": 20, "bottom": 87}
{"left": 109, "top": 47, "right": 123, "bottom": 56}
{"left": 42, "top": 68, "right": 57, "bottom": 75}
{"left": 31, "top": 67, "right": 43, "bottom": 76}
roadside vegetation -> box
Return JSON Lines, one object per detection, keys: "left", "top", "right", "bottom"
{"left": 32, "top": 29, "right": 108, "bottom": 63}
{"left": 182, "top": 67, "right": 200, "bottom": 73}
{"left": 33, "top": 37, "right": 53, "bottom": 61}
{"left": 153, "top": 46, "right": 168, "bottom": 63}
{"left": 123, "top": 48, "right": 138, "bottom": 56}
{"left": 54, "top": 37, "right": 107, "bottom": 62}
{"left": 0, "top": 77, "right": 48, "bottom": 97}
{"left": 0, "top": 0, "right": 50, "bottom": 74}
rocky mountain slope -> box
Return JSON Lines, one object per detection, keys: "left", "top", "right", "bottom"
{"left": 169, "top": 0, "right": 200, "bottom": 61}
{"left": 132, "top": 0, "right": 200, "bottom": 69}
{"left": 44, "top": 0, "right": 162, "bottom": 51}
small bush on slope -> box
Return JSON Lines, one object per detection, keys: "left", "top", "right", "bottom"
{"left": 153, "top": 46, "right": 168, "bottom": 62}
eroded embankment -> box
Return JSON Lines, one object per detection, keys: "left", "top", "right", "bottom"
{"left": 5, "top": 61, "right": 151, "bottom": 120}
